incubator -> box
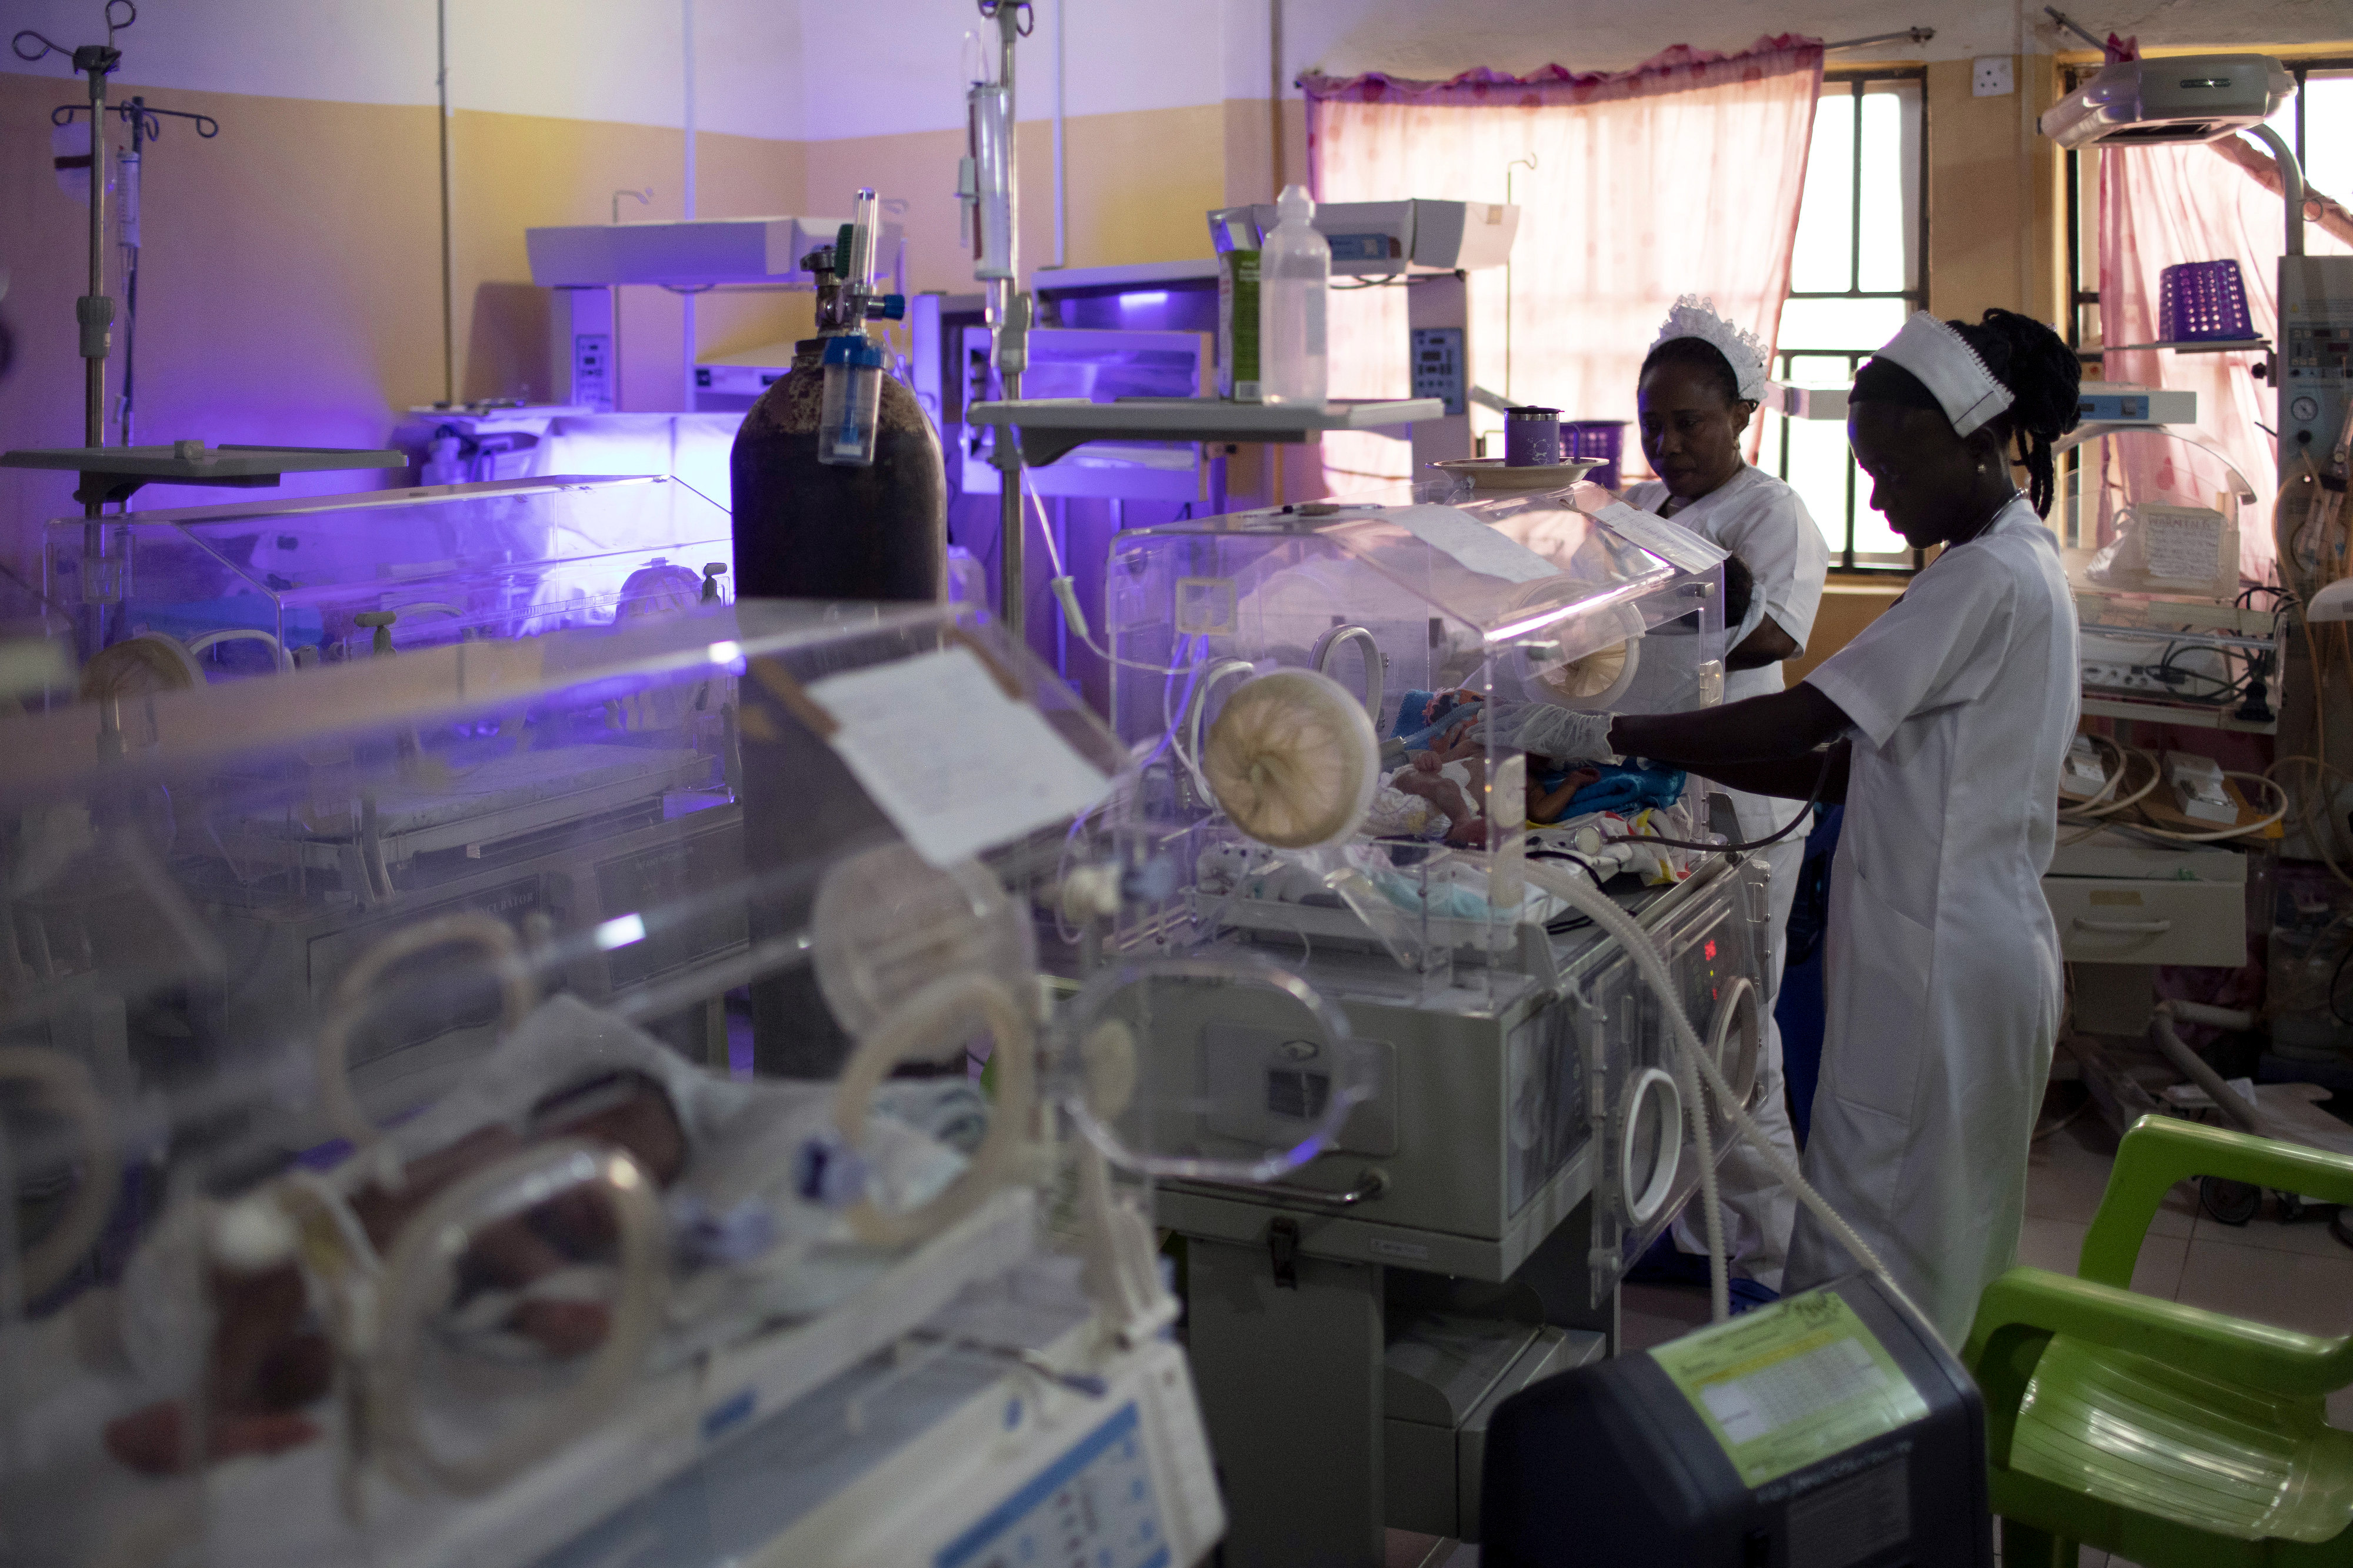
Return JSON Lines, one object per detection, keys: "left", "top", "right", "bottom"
{"left": 1104, "top": 483, "right": 1755, "bottom": 1253}
{"left": 1096, "top": 485, "right": 1771, "bottom": 1559}
{"left": 0, "top": 596, "right": 1257, "bottom": 1568}
{"left": 44, "top": 475, "right": 732, "bottom": 679}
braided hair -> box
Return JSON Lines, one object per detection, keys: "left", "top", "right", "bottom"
{"left": 1639, "top": 336, "right": 1750, "bottom": 408}
{"left": 1851, "top": 309, "right": 2081, "bottom": 516}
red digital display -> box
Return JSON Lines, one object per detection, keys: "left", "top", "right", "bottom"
{"left": 1704, "top": 939, "right": 1717, "bottom": 961}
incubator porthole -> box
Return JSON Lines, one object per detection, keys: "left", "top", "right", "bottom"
{"left": 1615, "top": 1067, "right": 1683, "bottom": 1227}
{"left": 1707, "top": 976, "right": 1762, "bottom": 1114}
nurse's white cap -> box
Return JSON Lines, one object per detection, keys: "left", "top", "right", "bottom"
{"left": 1868, "top": 312, "right": 2015, "bottom": 438}
{"left": 1649, "top": 295, "right": 1770, "bottom": 404}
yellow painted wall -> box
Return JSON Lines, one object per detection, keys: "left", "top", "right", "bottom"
{"left": 1, "top": 74, "right": 442, "bottom": 581}
{"left": 0, "top": 55, "right": 2146, "bottom": 636}
{"left": 801, "top": 101, "right": 1278, "bottom": 298}
{"left": 0, "top": 72, "right": 808, "bottom": 585}
{"left": 443, "top": 112, "right": 808, "bottom": 411}
{"left": 1788, "top": 575, "right": 1911, "bottom": 686}
{"left": 1922, "top": 55, "right": 2065, "bottom": 328}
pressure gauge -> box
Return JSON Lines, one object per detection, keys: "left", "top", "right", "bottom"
{"left": 2292, "top": 394, "right": 2321, "bottom": 422}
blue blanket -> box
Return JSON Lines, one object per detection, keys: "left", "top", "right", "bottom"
{"left": 1537, "top": 761, "right": 1687, "bottom": 819}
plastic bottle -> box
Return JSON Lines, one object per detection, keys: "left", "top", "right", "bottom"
{"left": 1259, "top": 185, "right": 1329, "bottom": 407}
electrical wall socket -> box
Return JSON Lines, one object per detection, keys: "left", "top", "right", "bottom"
{"left": 1974, "top": 56, "right": 2014, "bottom": 96}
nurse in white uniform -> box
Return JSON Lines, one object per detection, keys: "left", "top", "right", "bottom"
{"left": 1548, "top": 308, "right": 2081, "bottom": 1346}
{"left": 1623, "top": 298, "right": 1831, "bottom": 1294}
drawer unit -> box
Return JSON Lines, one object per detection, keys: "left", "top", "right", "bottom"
{"left": 2043, "top": 873, "right": 2245, "bottom": 966}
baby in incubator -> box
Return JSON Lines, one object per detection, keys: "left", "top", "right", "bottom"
{"left": 99, "top": 996, "right": 984, "bottom": 1476}
{"left": 103, "top": 1066, "right": 692, "bottom": 1473}
{"left": 1389, "top": 719, "right": 1487, "bottom": 843}
{"left": 1387, "top": 720, "right": 1605, "bottom": 843}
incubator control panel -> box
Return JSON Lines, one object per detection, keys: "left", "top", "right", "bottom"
{"left": 2280, "top": 256, "right": 2352, "bottom": 469}
{"left": 1409, "top": 327, "right": 1465, "bottom": 415}
{"left": 935, "top": 1402, "right": 1168, "bottom": 1568}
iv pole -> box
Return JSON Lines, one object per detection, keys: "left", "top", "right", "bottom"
{"left": 13, "top": 1, "right": 132, "bottom": 662}
{"left": 11, "top": 5, "right": 134, "bottom": 478}
{"left": 980, "top": 0, "right": 1031, "bottom": 638}
{"left": 45, "top": 95, "right": 222, "bottom": 447}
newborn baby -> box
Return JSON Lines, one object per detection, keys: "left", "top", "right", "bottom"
{"left": 101, "top": 996, "right": 982, "bottom": 1477}
{"left": 1385, "top": 716, "right": 1494, "bottom": 846}
{"left": 105, "top": 1067, "right": 694, "bottom": 1474}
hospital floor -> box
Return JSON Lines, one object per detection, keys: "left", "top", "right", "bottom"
{"left": 1606, "top": 1099, "right": 2353, "bottom": 1568}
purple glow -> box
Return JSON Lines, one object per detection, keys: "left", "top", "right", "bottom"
{"left": 1118, "top": 290, "right": 1170, "bottom": 308}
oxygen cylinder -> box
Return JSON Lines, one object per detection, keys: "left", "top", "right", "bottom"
{"left": 728, "top": 201, "right": 945, "bottom": 604}
{"left": 729, "top": 339, "right": 945, "bottom": 601}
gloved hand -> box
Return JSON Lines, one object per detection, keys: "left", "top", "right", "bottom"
{"left": 1513, "top": 706, "right": 1620, "bottom": 765}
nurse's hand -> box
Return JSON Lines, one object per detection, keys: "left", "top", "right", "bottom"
{"left": 1513, "top": 706, "right": 1620, "bottom": 766}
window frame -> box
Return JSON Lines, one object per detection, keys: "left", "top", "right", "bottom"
{"left": 1767, "top": 65, "right": 1932, "bottom": 574}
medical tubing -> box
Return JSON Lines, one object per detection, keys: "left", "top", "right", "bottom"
{"left": 2118, "top": 769, "right": 2288, "bottom": 843}
{"left": 1017, "top": 473, "right": 1196, "bottom": 676}
{"left": 1598, "top": 748, "right": 1834, "bottom": 855}
{"left": 369, "top": 1139, "right": 666, "bottom": 1497}
{"left": 2059, "top": 742, "right": 2159, "bottom": 822}
{"left": 2269, "top": 753, "right": 2353, "bottom": 890}
{"left": 832, "top": 970, "right": 1034, "bottom": 1248}
{"left": 2058, "top": 731, "right": 2127, "bottom": 815}
{"left": 1518, "top": 860, "right": 1909, "bottom": 1317}
{"left": 2149, "top": 1003, "right": 2260, "bottom": 1132}
{"left": 1521, "top": 858, "right": 1727, "bottom": 1316}
{"left": 184, "top": 626, "right": 293, "bottom": 673}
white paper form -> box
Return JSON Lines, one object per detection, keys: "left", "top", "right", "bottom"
{"left": 1590, "top": 502, "right": 1728, "bottom": 576}
{"left": 2138, "top": 507, "right": 2225, "bottom": 583}
{"left": 807, "top": 646, "right": 1110, "bottom": 868}
{"left": 1383, "top": 504, "right": 1561, "bottom": 584}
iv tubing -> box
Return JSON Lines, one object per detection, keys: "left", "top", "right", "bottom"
{"left": 1520, "top": 859, "right": 1912, "bottom": 1326}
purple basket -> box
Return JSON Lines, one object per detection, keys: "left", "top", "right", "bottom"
{"left": 1564, "top": 419, "right": 1629, "bottom": 491}
{"left": 2158, "top": 259, "right": 2253, "bottom": 344}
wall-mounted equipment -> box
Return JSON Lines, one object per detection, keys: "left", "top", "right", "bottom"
{"left": 1208, "top": 198, "right": 1521, "bottom": 278}
{"left": 2039, "top": 55, "right": 2292, "bottom": 150}
{"left": 525, "top": 216, "right": 904, "bottom": 291}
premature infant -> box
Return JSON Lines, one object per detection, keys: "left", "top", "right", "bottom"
{"left": 1383, "top": 709, "right": 1601, "bottom": 846}
{"left": 105, "top": 1068, "right": 691, "bottom": 1474}
{"left": 100, "top": 995, "right": 982, "bottom": 1477}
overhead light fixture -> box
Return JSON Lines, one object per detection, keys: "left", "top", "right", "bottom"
{"left": 2038, "top": 54, "right": 2292, "bottom": 150}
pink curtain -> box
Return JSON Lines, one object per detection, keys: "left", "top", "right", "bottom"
{"left": 2096, "top": 139, "right": 2353, "bottom": 583}
{"left": 1303, "top": 38, "right": 1822, "bottom": 489}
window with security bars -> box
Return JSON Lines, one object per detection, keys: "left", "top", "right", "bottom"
{"left": 1762, "top": 71, "right": 1929, "bottom": 571}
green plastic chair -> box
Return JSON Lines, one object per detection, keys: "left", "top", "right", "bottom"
{"left": 1963, "top": 1114, "right": 2353, "bottom": 1567}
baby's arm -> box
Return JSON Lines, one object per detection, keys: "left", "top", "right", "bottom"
{"left": 1527, "top": 779, "right": 1581, "bottom": 822}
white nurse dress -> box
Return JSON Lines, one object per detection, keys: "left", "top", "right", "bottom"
{"left": 1782, "top": 499, "right": 2079, "bottom": 1346}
